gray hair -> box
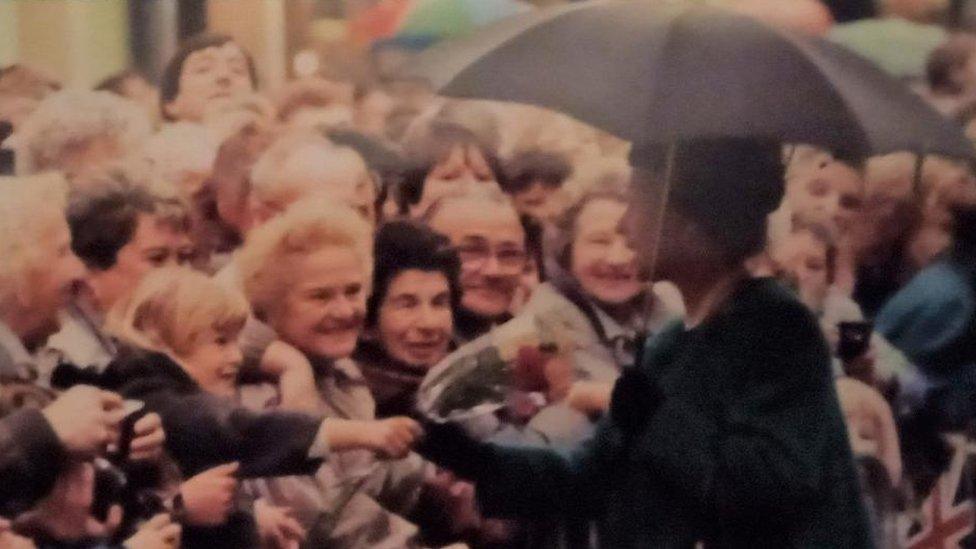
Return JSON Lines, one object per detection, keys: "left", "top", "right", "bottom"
{"left": 13, "top": 90, "right": 152, "bottom": 175}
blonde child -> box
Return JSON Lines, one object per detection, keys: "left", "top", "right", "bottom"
{"left": 103, "top": 267, "right": 420, "bottom": 548}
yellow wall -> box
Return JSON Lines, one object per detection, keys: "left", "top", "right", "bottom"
{"left": 76, "top": 0, "right": 130, "bottom": 85}
{"left": 0, "top": 2, "right": 18, "bottom": 67}
{"left": 208, "top": 0, "right": 287, "bottom": 88}
{"left": 6, "top": 0, "right": 129, "bottom": 87}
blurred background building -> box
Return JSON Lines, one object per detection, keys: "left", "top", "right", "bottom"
{"left": 0, "top": 0, "right": 571, "bottom": 89}
{"left": 0, "top": 0, "right": 974, "bottom": 90}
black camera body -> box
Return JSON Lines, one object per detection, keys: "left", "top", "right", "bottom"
{"left": 0, "top": 120, "right": 13, "bottom": 175}
{"left": 837, "top": 321, "right": 872, "bottom": 362}
{"left": 91, "top": 400, "right": 166, "bottom": 533}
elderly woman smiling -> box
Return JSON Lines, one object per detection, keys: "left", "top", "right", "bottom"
{"left": 236, "top": 202, "right": 439, "bottom": 548}
{"left": 427, "top": 184, "right": 682, "bottom": 448}
{"left": 355, "top": 220, "right": 462, "bottom": 418}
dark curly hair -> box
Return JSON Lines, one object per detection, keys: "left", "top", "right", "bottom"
{"left": 67, "top": 172, "right": 190, "bottom": 271}
{"left": 366, "top": 220, "right": 462, "bottom": 328}
{"left": 397, "top": 120, "right": 505, "bottom": 213}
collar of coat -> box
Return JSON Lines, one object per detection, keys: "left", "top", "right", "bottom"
{"left": 102, "top": 347, "right": 201, "bottom": 397}
{"left": 0, "top": 320, "right": 35, "bottom": 381}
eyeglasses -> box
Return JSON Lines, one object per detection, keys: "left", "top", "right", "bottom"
{"left": 456, "top": 242, "right": 527, "bottom": 271}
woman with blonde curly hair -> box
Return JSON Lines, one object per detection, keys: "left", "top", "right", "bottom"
{"left": 103, "top": 265, "right": 420, "bottom": 548}
{"left": 236, "top": 202, "right": 456, "bottom": 548}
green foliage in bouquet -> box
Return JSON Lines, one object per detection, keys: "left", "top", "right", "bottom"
{"left": 430, "top": 345, "right": 510, "bottom": 418}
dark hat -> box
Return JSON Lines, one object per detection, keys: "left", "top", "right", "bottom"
{"left": 630, "top": 138, "right": 785, "bottom": 261}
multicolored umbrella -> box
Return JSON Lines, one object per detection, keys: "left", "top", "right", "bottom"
{"left": 395, "top": 0, "right": 534, "bottom": 43}
{"left": 829, "top": 18, "right": 948, "bottom": 79}
{"left": 347, "top": 0, "right": 415, "bottom": 45}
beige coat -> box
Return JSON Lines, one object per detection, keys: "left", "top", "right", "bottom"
{"left": 240, "top": 358, "right": 433, "bottom": 549}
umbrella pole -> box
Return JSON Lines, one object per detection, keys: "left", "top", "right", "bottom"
{"left": 912, "top": 152, "right": 925, "bottom": 199}
{"left": 641, "top": 141, "right": 677, "bottom": 287}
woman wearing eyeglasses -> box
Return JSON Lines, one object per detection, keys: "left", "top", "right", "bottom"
{"left": 422, "top": 184, "right": 681, "bottom": 449}
{"left": 418, "top": 139, "right": 872, "bottom": 548}
{"left": 416, "top": 180, "right": 682, "bottom": 548}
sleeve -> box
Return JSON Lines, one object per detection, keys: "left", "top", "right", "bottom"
{"left": 0, "top": 408, "right": 66, "bottom": 517}
{"left": 875, "top": 267, "right": 974, "bottom": 370}
{"left": 634, "top": 300, "right": 839, "bottom": 518}
{"left": 239, "top": 315, "right": 279, "bottom": 367}
{"left": 488, "top": 402, "right": 595, "bottom": 448}
{"left": 147, "top": 392, "right": 326, "bottom": 479}
{"left": 366, "top": 452, "right": 432, "bottom": 515}
{"left": 417, "top": 418, "right": 622, "bottom": 519}
{"left": 324, "top": 490, "right": 422, "bottom": 549}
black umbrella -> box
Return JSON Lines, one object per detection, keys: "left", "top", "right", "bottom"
{"left": 406, "top": 0, "right": 974, "bottom": 162}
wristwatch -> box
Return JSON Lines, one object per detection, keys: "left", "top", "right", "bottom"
{"left": 169, "top": 491, "right": 188, "bottom": 523}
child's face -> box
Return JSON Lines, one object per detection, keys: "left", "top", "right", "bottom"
{"left": 179, "top": 326, "right": 243, "bottom": 398}
{"left": 774, "top": 231, "right": 829, "bottom": 311}
{"left": 786, "top": 161, "right": 863, "bottom": 240}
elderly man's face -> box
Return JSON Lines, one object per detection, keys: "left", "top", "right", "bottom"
{"left": 27, "top": 222, "right": 85, "bottom": 345}
{"left": 429, "top": 200, "right": 525, "bottom": 320}
{"left": 166, "top": 43, "right": 253, "bottom": 122}
{"left": 273, "top": 246, "right": 368, "bottom": 360}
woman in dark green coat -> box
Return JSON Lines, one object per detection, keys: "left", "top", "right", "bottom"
{"left": 418, "top": 139, "right": 873, "bottom": 548}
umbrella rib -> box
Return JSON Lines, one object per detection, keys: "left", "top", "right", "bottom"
{"left": 762, "top": 25, "right": 876, "bottom": 158}
{"left": 434, "top": 1, "right": 598, "bottom": 93}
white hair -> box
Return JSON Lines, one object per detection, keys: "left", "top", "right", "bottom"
{"left": 139, "top": 122, "right": 218, "bottom": 193}
{"left": 13, "top": 90, "right": 152, "bottom": 175}
{"left": 0, "top": 173, "right": 70, "bottom": 310}
{"left": 249, "top": 131, "right": 366, "bottom": 205}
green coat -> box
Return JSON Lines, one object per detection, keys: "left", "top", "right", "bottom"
{"left": 420, "top": 278, "right": 873, "bottom": 548}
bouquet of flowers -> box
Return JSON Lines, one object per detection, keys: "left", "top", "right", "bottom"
{"left": 417, "top": 312, "right": 578, "bottom": 424}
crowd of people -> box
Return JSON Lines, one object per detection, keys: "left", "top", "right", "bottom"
{"left": 1, "top": 15, "right": 976, "bottom": 548}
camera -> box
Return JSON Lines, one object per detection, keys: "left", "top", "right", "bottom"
{"left": 0, "top": 120, "right": 13, "bottom": 176}
{"left": 91, "top": 457, "right": 128, "bottom": 522}
{"left": 91, "top": 400, "right": 165, "bottom": 530}
{"left": 837, "top": 321, "right": 872, "bottom": 362}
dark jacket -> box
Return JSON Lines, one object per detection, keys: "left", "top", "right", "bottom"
{"left": 102, "top": 348, "right": 328, "bottom": 549}
{"left": 420, "top": 278, "right": 873, "bottom": 548}
{"left": 355, "top": 339, "right": 427, "bottom": 419}
{"left": 0, "top": 407, "right": 65, "bottom": 517}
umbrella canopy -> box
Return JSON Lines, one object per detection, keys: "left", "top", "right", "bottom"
{"left": 828, "top": 18, "right": 948, "bottom": 79}
{"left": 396, "top": 0, "right": 533, "bottom": 42}
{"left": 348, "top": 0, "right": 415, "bottom": 44}
{"left": 407, "top": 0, "right": 973, "bottom": 162}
